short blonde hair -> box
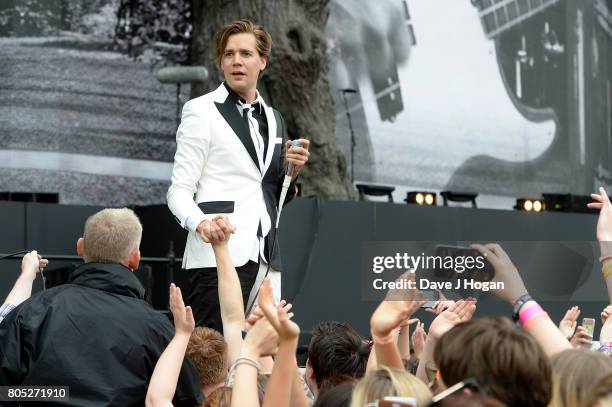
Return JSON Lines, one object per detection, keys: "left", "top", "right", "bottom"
{"left": 82, "top": 208, "right": 142, "bottom": 263}
{"left": 213, "top": 19, "right": 272, "bottom": 67}
{"left": 350, "top": 367, "right": 432, "bottom": 407}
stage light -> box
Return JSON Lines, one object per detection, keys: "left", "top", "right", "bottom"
{"left": 355, "top": 184, "right": 395, "bottom": 202}
{"left": 405, "top": 191, "right": 437, "bottom": 206}
{"left": 533, "top": 200, "right": 542, "bottom": 211}
{"left": 439, "top": 191, "right": 478, "bottom": 208}
{"left": 543, "top": 193, "right": 597, "bottom": 213}
{"left": 515, "top": 198, "right": 545, "bottom": 212}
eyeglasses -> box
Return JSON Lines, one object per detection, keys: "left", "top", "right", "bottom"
{"left": 427, "top": 378, "right": 483, "bottom": 406}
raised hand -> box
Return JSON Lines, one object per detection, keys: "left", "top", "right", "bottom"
{"left": 558, "top": 306, "right": 581, "bottom": 339}
{"left": 471, "top": 243, "right": 528, "bottom": 304}
{"left": 370, "top": 273, "right": 425, "bottom": 340}
{"left": 588, "top": 187, "right": 612, "bottom": 244}
{"left": 425, "top": 300, "right": 455, "bottom": 315}
{"left": 209, "top": 215, "right": 236, "bottom": 246}
{"left": 429, "top": 299, "right": 477, "bottom": 340}
{"left": 570, "top": 325, "right": 592, "bottom": 349}
{"left": 411, "top": 322, "right": 427, "bottom": 358}
{"left": 196, "top": 219, "right": 225, "bottom": 243}
{"left": 243, "top": 315, "right": 279, "bottom": 357}
{"left": 601, "top": 305, "right": 612, "bottom": 326}
{"left": 258, "top": 277, "right": 300, "bottom": 341}
{"left": 21, "top": 250, "right": 48, "bottom": 279}
{"left": 245, "top": 301, "right": 293, "bottom": 332}
{"left": 600, "top": 305, "right": 612, "bottom": 343}
{"left": 169, "top": 283, "right": 195, "bottom": 337}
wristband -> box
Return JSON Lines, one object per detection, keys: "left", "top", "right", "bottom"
{"left": 522, "top": 311, "right": 548, "bottom": 330}
{"left": 599, "top": 255, "right": 612, "bottom": 262}
{"left": 599, "top": 342, "right": 612, "bottom": 353}
{"left": 519, "top": 303, "right": 545, "bottom": 325}
{"left": 512, "top": 293, "right": 533, "bottom": 322}
{"left": 230, "top": 357, "right": 261, "bottom": 373}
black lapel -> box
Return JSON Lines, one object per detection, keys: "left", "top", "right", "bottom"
{"left": 215, "top": 97, "right": 260, "bottom": 171}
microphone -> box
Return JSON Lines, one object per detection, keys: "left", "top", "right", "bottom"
{"left": 276, "top": 140, "right": 303, "bottom": 228}
{"left": 286, "top": 139, "right": 303, "bottom": 179}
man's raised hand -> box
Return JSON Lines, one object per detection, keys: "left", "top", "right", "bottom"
{"left": 210, "top": 215, "right": 236, "bottom": 247}
{"left": 21, "top": 250, "right": 48, "bottom": 279}
{"left": 196, "top": 219, "right": 225, "bottom": 243}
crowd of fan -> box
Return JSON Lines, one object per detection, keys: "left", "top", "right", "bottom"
{"left": 1, "top": 188, "right": 612, "bottom": 406}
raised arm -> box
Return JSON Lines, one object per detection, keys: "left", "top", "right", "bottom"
{"left": 2, "top": 251, "right": 48, "bottom": 311}
{"left": 370, "top": 273, "right": 425, "bottom": 370}
{"left": 231, "top": 317, "right": 278, "bottom": 407}
{"left": 588, "top": 187, "right": 612, "bottom": 302}
{"left": 397, "top": 318, "right": 418, "bottom": 360}
{"left": 145, "top": 284, "right": 195, "bottom": 407}
{"left": 258, "top": 278, "right": 308, "bottom": 407}
{"left": 558, "top": 306, "right": 580, "bottom": 340}
{"left": 472, "top": 243, "right": 571, "bottom": 356}
{"left": 415, "top": 300, "right": 476, "bottom": 384}
{"left": 209, "top": 215, "right": 243, "bottom": 364}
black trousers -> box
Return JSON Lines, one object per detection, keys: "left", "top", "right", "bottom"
{"left": 185, "top": 260, "right": 260, "bottom": 332}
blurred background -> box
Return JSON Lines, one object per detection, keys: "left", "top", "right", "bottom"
{"left": 0, "top": 0, "right": 610, "bottom": 208}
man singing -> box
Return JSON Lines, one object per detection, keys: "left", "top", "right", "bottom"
{"left": 167, "top": 19, "right": 310, "bottom": 330}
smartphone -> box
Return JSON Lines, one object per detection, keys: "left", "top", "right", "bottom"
{"left": 582, "top": 318, "right": 596, "bottom": 337}
{"left": 420, "top": 290, "right": 440, "bottom": 310}
{"left": 421, "top": 301, "right": 436, "bottom": 310}
{"left": 433, "top": 245, "right": 494, "bottom": 282}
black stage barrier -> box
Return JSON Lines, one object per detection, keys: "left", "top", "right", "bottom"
{"left": 0, "top": 198, "right": 605, "bottom": 337}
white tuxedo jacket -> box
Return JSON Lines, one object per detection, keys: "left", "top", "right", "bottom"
{"left": 167, "top": 83, "right": 294, "bottom": 269}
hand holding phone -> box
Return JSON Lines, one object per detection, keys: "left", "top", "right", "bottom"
{"left": 582, "top": 318, "right": 596, "bottom": 338}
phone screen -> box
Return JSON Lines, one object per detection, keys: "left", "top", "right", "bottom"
{"left": 582, "top": 318, "right": 595, "bottom": 337}
{"left": 433, "top": 245, "right": 494, "bottom": 282}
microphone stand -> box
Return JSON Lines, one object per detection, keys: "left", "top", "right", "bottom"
{"left": 339, "top": 89, "right": 358, "bottom": 185}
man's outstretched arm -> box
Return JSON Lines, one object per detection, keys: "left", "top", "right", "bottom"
{"left": 2, "top": 251, "right": 48, "bottom": 321}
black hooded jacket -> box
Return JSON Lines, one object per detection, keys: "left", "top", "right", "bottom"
{"left": 0, "top": 262, "right": 203, "bottom": 406}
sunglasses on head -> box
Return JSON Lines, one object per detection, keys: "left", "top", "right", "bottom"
{"left": 427, "top": 378, "right": 483, "bottom": 406}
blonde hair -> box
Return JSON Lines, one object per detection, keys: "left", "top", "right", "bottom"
{"left": 82, "top": 208, "right": 142, "bottom": 263}
{"left": 551, "top": 349, "right": 612, "bottom": 407}
{"left": 350, "top": 367, "right": 432, "bottom": 407}
{"left": 587, "top": 371, "right": 612, "bottom": 407}
{"left": 214, "top": 19, "right": 272, "bottom": 69}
